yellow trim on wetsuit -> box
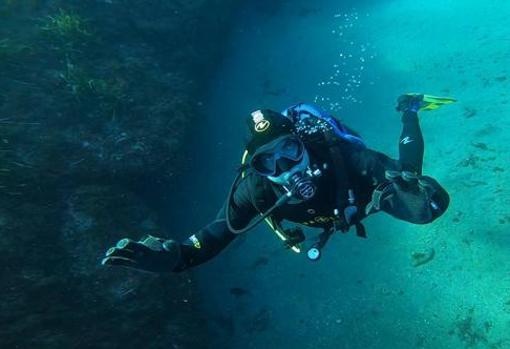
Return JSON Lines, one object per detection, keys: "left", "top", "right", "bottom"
{"left": 264, "top": 217, "right": 301, "bottom": 253}
{"left": 241, "top": 150, "right": 249, "bottom": 178}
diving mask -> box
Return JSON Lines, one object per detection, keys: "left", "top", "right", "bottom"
{"left": 250, "top": 135, "right": 317, "bottom": 200}
{"left": 250, "top": 135, "right": 305, "bottom": 177}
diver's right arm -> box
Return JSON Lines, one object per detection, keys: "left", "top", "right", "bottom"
{"left": 101, "top": 175, "right": 259, "bottom": 273}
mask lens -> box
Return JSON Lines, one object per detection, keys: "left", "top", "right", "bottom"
{"left": 251, "top": 153, "right": 276, "bottom": 176}
{"left": 275, "top": 157, "right": 297, "bottom": 174}
{"left": 280, "top": 138, "right": 302, "bottom": 161}
{"left": 250, "top": 136, "right": 304, "bottom": 176}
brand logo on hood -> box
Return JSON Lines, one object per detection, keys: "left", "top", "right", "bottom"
{"left": 251, "top": 110, "right": 271, "bottom": 132}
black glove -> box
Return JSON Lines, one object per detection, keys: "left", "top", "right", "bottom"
{"left": 101, "top": 235, "right": 181, "bottom": 273}
{"left": 366, "top": 170, "right": 449, "bottom": 224}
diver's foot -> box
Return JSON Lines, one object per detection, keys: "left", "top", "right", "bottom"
{"left": 396, "top": 93, "right": 424, "bottom": 113}
{"left": 396, "top": 93, "right": 457, "bottom": 113}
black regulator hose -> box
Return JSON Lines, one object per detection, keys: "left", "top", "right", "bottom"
{"left": 226, "top": 171, "right": 292, "bottom": 234}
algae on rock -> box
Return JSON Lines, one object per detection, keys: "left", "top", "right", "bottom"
{"left": 0, "top": 0, "right": 241, "bottom": 347}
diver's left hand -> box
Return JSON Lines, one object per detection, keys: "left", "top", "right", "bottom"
{"left": 366, "top": 170, "right": 450, "bottom": 224}
{"left": 101, "top": 235, "right": 181, "bottom": 273}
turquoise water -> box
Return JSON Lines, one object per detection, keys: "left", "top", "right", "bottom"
{"left": 2, "top": 0, "right": 507, "bottom": 347}
{"left": 175, "top": 1, "right": 510, "bottom": 348}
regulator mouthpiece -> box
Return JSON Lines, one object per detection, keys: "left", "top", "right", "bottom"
{"left": 289, "top": 172, "right": 316, "bottom": 201}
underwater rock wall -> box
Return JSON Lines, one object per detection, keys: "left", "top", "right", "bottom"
{"left": 0, "top": 0, "right": 239, "bottom": 348}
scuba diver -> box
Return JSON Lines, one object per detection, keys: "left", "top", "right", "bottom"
{"left": 102, "top": 94, "right": 455, "bottom": 272}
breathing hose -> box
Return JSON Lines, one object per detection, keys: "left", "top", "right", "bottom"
{"left": 225, "top": 171, "right": 292, "bottom": 234}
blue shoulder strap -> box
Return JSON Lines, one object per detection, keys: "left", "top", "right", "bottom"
{"left": 282, "top": 103, "right": 365, "bottom": 147}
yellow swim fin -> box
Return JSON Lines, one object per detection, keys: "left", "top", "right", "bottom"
{"left": 421, "top": 94, "right": 457, "bottom": 111}
{"left": 406, "top": 93, "right": 457, "bottom": 111}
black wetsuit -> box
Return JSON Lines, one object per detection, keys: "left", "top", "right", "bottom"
{"left": 174, "top": 111, "right": 433, "bottom": 271}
